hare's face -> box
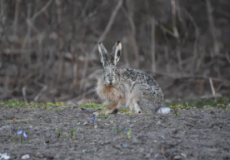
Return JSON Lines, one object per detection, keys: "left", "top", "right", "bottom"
{"left": 103, "top": 64, "right": 117, "bottom": 86}
{"left": 98, "top": 41, "right": 122, "bottom": 86}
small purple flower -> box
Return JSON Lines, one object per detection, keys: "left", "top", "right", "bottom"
{"left": 23, "top": 132, "right": 28, "bottom": 138}
{"left": 91, "top": 119, "right": 95, "bottom": 125}
{"left": 71, "top": 126, "right": 74, "bottom": 129}
{"left": 125, "top": 126, "right": 130, "bottom": 133}
{"left": 91, "top": 114, "right": 96, "bottom": 125}
{"left": 17, "top": 130, "right": 23, "bottom": 135}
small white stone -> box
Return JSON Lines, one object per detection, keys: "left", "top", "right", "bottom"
{"left": 181, "top": 153, "right": 187, "bottom": 158}
{"left": 0, "top": 153, "right": 10, "bottom": 160}
{"left": 21, "top": 154, "right": 30, "bottom": 159}
{"left": 156, "top": 120, "right": 161, "bottom": 125}
{"left": 157, "top": 107, "right": 171, "bottom": 114}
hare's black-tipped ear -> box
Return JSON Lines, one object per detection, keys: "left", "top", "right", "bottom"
{"left": 112, "top": 41, "right": 122, "bottom": 65}
{"left": 98, "top": 42, "right": 108, "bottom": 66}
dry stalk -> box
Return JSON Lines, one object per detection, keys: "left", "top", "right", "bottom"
{"left": 123, "top": 0, "right": 139, "bottom": 68}
{"left": 209, "top": 78, "right": 216, "bottom": 96}
{"left": 206, "top": 0, "right": 219, "bottom": 56}
{"left": 72, "top": 54, "right": 78, "bottom": 88}
{"left": 183, "top": 9, "right": 200, "bottom": 74}
{"left": 79, "top": 46, "right": 89, "bottom": 94}
{"left": 18, "top": 3, "right": 32, "bottom": 87}
{"left": 34, "top": 85, "right": 48, "bottom": 102}
{"left": 13, "top": 0, "right": 20, "bottom": 34}
{"left": 226, "top": 53, "right": 230, "bottom": 64}
{"left": 151, "top": 17, "right": 156, "bottom": 72}
{"left": 122, "top": 37, "right": 130, "bottom": 67}
{"left": 22, "top": 86, "right": 28, "bottom": 103}
{"left": 171, "top": 0, "right": 182, "bottom": 71}
{"left": 55, "top": 0, "right": 62, "bottom": 24}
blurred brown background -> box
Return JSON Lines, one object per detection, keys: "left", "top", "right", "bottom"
{"left": 0, "top": 0, "right": 230, "bottom": 103}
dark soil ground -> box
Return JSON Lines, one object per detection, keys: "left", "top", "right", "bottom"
{"left": 0, "top": 105, "right": 230, "bottom": 160}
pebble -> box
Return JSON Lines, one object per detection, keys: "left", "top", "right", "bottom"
{"left": 35, "top": 152, "right": 43, "bottom": 158}
{"left": 22, "top": 154, "right": 30, "bottom": 159}
{"left": 122, "top": 143, "right": 129, "bottom": 148}
{"left": 181, "top": 153, "right": 187, "bottom": 158}
{"left": 156, "top": 121, "right": 161, "bottom": 125}
{"left": 174, "top": 155, "right": 181, "bottom": 159}
{"left": 138, "top": 148, "right": 145, "bottom": 153}
{"left": 131, "top": 137, "right": 139, "bottom": 144}
{"left": 157, "top": 107, "right": 171, "bottom": 114}
{"left": 94, "top": 124, "right": 98, "bottom": 129}
{"left": 82, "top": 121, "right": 88, "bottom": 125}
{"left": 0, "top": 153, "right": 10, "bottom": 160}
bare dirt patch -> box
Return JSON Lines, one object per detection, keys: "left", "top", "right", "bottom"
{"left": 0, "top": 105, "right": 230, "bottom": 160}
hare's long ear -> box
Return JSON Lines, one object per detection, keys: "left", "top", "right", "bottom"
{"left": 98, "top": 42, "right": 108, "bottom": 66}
{"left": 111, "top": 41, "right": 122, "bottom": 65}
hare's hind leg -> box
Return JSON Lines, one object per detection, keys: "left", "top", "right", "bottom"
{"left": 94, "top": 101, "right": 119, "bottom": 115}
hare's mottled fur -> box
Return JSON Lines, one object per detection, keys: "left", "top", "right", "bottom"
{"left": 95, "top": 41, "right": 164, "bottom": 115}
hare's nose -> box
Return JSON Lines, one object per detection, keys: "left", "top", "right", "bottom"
{"left": 109, "top": 79, "right": 113, "bottom": 84}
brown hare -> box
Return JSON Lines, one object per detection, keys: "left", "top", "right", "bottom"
{"left": 95, "top": 41, "right": 170, "bottom": 115}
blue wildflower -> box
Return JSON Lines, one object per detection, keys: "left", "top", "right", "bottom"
{"left": 17, "top": 130, "right": 28, "bottom": 138}
{"left": 91, "top": 119, "right": 95, "bottom": 125}
{"left": 71, "top": 126, "right": 74, "bottom": 129}
{"left": 125, "top": 126, "right": 130, "bottom": 133}
{"left": 91, "top": 114, "right": 96, "bottom": 125}
{"left": 23, "top": 132, "right": 28, "bottom": 138}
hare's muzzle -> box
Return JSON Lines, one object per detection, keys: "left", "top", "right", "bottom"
{"left": 104, "top": 74, "right": 116, "bottom": 86}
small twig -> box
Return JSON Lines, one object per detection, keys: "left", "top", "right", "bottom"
{"left": 209, "top": 78, "right": 216, "bottom": 96}
{"left": 159, "top": 24, "right": 176, "bottom": 37}
{"left": 34, "top": 85, "right": 48, "bottom": 102}
{"left": 31, "top": 0, "right": 53, "bottom": 21}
